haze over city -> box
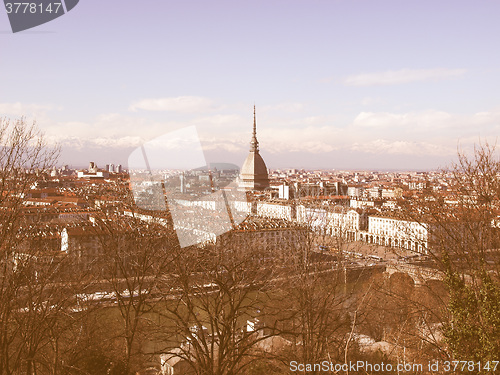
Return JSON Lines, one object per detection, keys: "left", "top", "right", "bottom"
{"left": 1, "top": 0, "right": 500, "bottom": 170}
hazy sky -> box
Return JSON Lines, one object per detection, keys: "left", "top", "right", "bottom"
{"left": 1, "top": 0, "right": 500, "bottom": 170}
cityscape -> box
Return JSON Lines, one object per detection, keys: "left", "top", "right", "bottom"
{"left": 1, "top": 111, "right": 499, "bottom": 374}
{"left": 2, "top": 1, "right": 500, "bottom": 374}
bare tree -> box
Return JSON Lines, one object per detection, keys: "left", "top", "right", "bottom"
{"left": 274, "top": 218, "right": 356, "bottom": 375}
{"left": 8, "top": 249, "right": 84, "bottom": 375}
{"left": 88, "top": 211, "right": 178, "bottom": 374}
{"left": 398, "top": 142, "right": 500, "bottom": 360}
{"left": 0, "top": 117, "right": 59, "bottom": 375}
{"left": 156, "top": 233, "right": 280, "bottom": 375}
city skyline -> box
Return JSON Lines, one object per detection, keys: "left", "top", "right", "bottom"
{"left": 1, "top": 1, "right": 500, "bottom": 170}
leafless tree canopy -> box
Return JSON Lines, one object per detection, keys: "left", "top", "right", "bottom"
{"left": 0, "top": 117, "right": 60, "bottom": 375}
{"left": 398, "top": 142, "right": 500, "bottom": 361}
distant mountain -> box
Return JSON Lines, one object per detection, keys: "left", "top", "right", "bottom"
{"left": 193, "top": 163, "right": 240, "bottom": 172}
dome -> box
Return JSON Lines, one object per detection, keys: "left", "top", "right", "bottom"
{"left": 240, "top": 151, "right": 269, "bottom": 190}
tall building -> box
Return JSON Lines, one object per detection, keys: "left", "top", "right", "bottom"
{"left": 239, "top": 106, "right": 270, "bottom": 191}
{"left": 180, "top": 172, "right": 186, "bottom": 193}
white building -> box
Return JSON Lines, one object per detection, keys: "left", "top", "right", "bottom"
{"left": 296, "top": 205, "right": 361, "bottom": 241}
{"left": 278, "top": 184, "right": 290, "bottom": 200}
{"left": 348, "top": 186, "right": 364, "bottom": 198}
{"left": 256, "top": 202, "right": 293, "bottom": 220}
{"left": 361, "top": 216, "right": 428, "bottom": 253}
{"left": 350, "top": 199, "right": 375, "bottom": 209}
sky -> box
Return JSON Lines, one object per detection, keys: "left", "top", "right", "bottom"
{"left": 1, "top": 0, "right": 500, "bottom": 171}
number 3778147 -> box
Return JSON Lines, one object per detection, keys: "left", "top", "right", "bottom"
{"left": 5, "top": 2, "right": 63, "bottom": 14}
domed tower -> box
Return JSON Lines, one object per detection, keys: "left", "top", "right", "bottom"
{"left": 239, "top": 106, "right": 270, "bottom": 191}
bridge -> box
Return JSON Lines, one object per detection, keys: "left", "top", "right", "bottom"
{"left": 386, "top": 263, "right": 443, "bottom": 285}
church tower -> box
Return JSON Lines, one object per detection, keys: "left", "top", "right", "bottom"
{"left": 239, "top": 106, "right": 270, "bottom": 191}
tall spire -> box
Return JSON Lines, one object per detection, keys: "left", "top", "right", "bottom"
{"left": 250, "top": 105, "right": 259, "bottom": 152}
{"left": 239, "top": 104, "right": 270, "bottom": 191}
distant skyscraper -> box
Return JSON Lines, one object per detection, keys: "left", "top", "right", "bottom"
{"left": 180, "top": 172, "right": 186, "bottom": 193}
{"left": 116, "top": 164, "right": 122, "bottom": 173}
{"left": 279, "top": 183, "right": 290, "bottom": 199}
{"left": 88, "top": 162, "right": 97, "bottom": 173}
{"left": 239, "top": 106, "right": 270, "bottom": 191}
{"left": 105, "top": 164, "right": 110, "bottom": 172}
{"left": 110, "top": 164, "right": 115, "bottom": 173}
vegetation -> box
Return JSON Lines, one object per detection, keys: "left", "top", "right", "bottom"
{"left": 400, "top": 143, "right": 500, "bottom": 362}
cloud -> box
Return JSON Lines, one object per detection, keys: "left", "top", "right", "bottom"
{"left": 199, "top": 139, "right": 246, "bottom": 153}
{"left": 198, "top": 122, "right": 341, "bottom": 155}
{"left": 0, "top": 102, "right": 56, "bottom": 124}
{"left": 341, "top": 108, "right": 500, "bottom": 158}
{"left": 47, "top": 135, "right": 144, "bottom": 150}
{"left": 344, "top": 68, "right": 466, "bottom": 86}
{"left": 19, "top": 101, "right": 500, "bottom": 169}
{"left": 352, "top": 110, "right": 453, "bottom": 129}
{"left": 351, "top": 139, "right": 456, "bottom": 156}
{"left": 42, "top": 112, "right": 179, "bottom": 141}
{"left": 129, "top": 96, "right": 217, "bottom": 113}
{"left": 260, "top": 126, "right": 340, "bottom": 154}
{"left": 351, "top": 109, "right": 500, "bottom": 136}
